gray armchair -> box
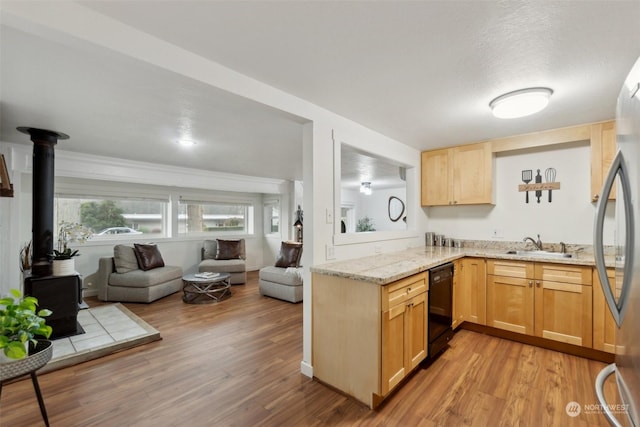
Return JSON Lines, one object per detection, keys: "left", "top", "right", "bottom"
{"left": 198, "top": 239, "right": 247, "bottom": 284}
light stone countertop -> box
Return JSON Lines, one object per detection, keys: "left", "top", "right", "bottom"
{"left": 310, "top": 245, "right": 616, "bottom": 285}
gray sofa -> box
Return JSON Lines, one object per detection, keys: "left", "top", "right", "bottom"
{"left": 198, "top": 239, "right": 247, "bottom": 284}
{"left": 92, "top": 245, "right": 183, "bottom": 303}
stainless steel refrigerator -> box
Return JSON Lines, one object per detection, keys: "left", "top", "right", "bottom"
{"left": 594, "top": 55, "right": 640, "bottom": 427}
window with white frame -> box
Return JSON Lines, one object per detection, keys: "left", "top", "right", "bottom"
{"left": 177, "top": 199, "right": 254, "bottom": 235}
{"left": 264, "top": 200, "right": 280, "bottom": 234}
{"left": 54, "top": 196, "right": 168, "bottom": 239}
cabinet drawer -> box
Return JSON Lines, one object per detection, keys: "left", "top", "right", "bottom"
{"left": 535, "top": 263, "right": 592, "bottom": 286}
{"left": 487, "top": 260, "right": 534, "bottom": 278}
{"left": 382, "top": 273, "right": 427, "bottom": 311}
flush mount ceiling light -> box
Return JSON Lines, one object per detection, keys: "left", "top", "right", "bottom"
{"left": 360, "top": 182, "right": 372, "bottom": 195}
{"left": 177, "top": 139, "right": 196, "bottom": 147}
{"left": 489, "top": 87, "right": 553, "bottom": 119}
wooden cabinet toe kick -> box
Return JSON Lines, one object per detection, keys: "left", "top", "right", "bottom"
{"left": 459, "top": 322, "right": 614, "bottom": 364}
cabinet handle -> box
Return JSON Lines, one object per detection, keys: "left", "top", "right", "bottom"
{"left": 593, "top": 194, "right": 600, "bottom": 201}
{"left": 453, "top": 200, "right": 458, "bottom": 204}
{"left": 407, "top": 287, "right": 411, "bottom": 293}
{"left": 528, "top": 280, "right": 533, "bottom": 287}
{"left": 536, "top": 281, "right": 541, "bottom": 288}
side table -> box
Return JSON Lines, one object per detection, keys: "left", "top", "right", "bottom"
{"left": 182, "top": 273, "right": 231, "bottom": 304}
{"left": 0, "top": 340, "right": 53, "bottom": 427}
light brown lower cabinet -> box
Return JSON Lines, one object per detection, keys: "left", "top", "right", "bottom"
{"left": 486, "top": 260, "right": 593, "bottom": 347}
{"left": 462, "top": 257, "right": 486, "bottom": 325}
{"left": 452, "top": 259, "right": 464, "bottom": 329}
{"left": 381, "top": 291, "right": 427, "bottom": 395}
{"left": 593, "top": 268, "right": 617, "bottom": 353}
{"left": 312, "top": 271, "right": 427, "bottom": 409}
{"left": 453, "top": 257, "right": 486, "bottom": 329}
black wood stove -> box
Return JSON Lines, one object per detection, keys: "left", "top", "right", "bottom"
{"left": 18, "top": 127, "right": 82, "bottom": 339}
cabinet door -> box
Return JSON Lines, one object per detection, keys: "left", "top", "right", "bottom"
{"left": 452, "top": 142, "right": 493, "bottom": 205}
{"left": 590, "top": 121, "right": 617, "bottom": 202}
{"left": 462, "top": 257, "right": 486, "bottom": 325}
{"left": 593, "top": 268, "right": 616, "bottom": 353}
{"left": 421, "top": 148, "right": 451, "bottom": 206}
{"left": 452, "top": 259, "right": 464, "bottom": 330}
{"left": 407, "top": 292, "right": 427, "bottom": 370}
{"left": 534, "top": 280, "right": 592, "bottom": 347}
{"left": 486, "top": 275, "right": 534, "bottom": 335}
{"left": 381, "top": 302, "right": 407, "bottom": 395}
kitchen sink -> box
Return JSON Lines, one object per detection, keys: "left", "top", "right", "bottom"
{"left": 505, "top": 250, "right": 574, "bottom": 259}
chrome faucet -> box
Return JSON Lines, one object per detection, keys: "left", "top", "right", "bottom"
{"left": 523, "top": 234, "right": 543, "bottom": 250}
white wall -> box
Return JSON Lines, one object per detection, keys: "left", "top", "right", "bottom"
{"left": 341, "top": 186, "right": 408, "bottom": 232}
{"left": 359, "top": 186, "right": 408, "bottom": 232}
{"left": 2, "top": 2, "right": 425, "bottom": 378}
{"left": 424, "top": 141, "right": 616, "bottom": 246}
{"left": 0, "top": 142, "right": 297, "bottom": 298}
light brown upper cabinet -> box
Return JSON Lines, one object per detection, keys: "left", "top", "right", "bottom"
{"left": 590, "top": 120, "right": 617, "bottom": 202}
{"left": 421, "top": 142, "right": 493, "bottom": 206}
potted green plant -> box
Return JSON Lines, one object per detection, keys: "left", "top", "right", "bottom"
{"left": 51, "top": 221, "right": 93, "bottom": 276}
{"left": 356, "top": 216, "right": 376, "bottom": 232}
{"left": 0, "top": 289, "right": 52, "bottom": 361}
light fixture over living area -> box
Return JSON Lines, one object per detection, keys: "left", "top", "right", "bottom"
{"left": 176, "top": 138, "right": 196, "bottom": 147}
{"left": 360, "top": 181, "right": 372, "bottom": 195}
{"left": 489, "top": 87, "right": 553, "bottom": 119}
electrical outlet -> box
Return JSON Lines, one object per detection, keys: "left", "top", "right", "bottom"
{"left": 326, "top": 244, "right": 335, "bottom": 260}
{"left": 492, "top": 228, "right": 504, "bottom": 239}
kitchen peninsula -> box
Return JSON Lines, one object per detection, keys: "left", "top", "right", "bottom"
{"left": 311, "top": 243, "right": 616, "bottom": 408}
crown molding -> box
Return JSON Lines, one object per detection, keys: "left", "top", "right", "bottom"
{"left": 5, "top": 142, "right": 288, "bottom": 194}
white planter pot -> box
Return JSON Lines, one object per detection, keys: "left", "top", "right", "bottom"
{"left": 52, "top": 258, "right": 75, "bottom": 276}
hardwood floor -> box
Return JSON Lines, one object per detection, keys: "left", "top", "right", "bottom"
{"left": 1, "top": 271, "right": 617, "bottom": 426}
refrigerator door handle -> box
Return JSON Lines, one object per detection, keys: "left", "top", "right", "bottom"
{"left": 594, "top": 150, "right": 635, "bottom": 327}
{"left": 595, "top": 364, "right": 624, "bottom": 427}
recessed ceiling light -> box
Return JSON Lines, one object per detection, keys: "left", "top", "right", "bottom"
{"left": 489, "top": 87, "right": 553, "bottom": 119}
{"left": 177, "top": 139, "right": 196, "bottom": 147}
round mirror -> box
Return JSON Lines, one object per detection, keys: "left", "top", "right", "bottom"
{"left": 388, "top": 196, "right": 405, "bottom": 222}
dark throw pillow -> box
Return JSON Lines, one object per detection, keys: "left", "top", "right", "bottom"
{"left": 275, "top": 241, "right": 303, "bottom": 268}
{"left": 215, "top": 239, "right": 243, "bottom": 260}
{"left": 133, "top": 243, "right": 165, "bottom": 271}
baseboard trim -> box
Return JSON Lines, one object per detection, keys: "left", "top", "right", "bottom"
{"left": 460, "top": 322, "right": 615, "bottom": 364}
{"left": 300, "top": 360, "right": 313, "bottom": 378}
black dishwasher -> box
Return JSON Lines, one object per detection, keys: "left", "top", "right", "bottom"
{"left": 428, "top": 262, "right": 454, "bottom": 357}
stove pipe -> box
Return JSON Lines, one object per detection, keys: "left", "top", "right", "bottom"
{"left": 17, "top": 127, "right": 69, "bottom": 277}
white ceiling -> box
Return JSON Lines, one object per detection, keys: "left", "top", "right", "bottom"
{"left": 2, "top": 1, "right": 640, "bottom": 184}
